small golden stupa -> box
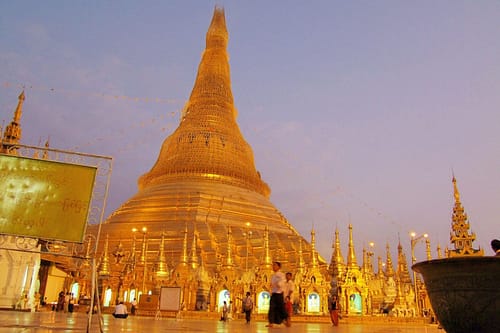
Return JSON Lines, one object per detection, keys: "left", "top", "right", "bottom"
{"left": 448, "top": 176, "right": 484, "bottom": 257}
{"left": 87, "top": 7, "right": 327, "bottom": 310}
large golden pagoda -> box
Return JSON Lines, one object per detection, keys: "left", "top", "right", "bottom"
{"left": 87, "top": 7, "right": 327, "bottom": 312}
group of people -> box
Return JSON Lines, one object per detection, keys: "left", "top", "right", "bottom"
{"left": 55, "top": 292, "right": 75, "bottom": 313}
{"left": 219, "top": 300, "right": 232, "bottom": 322}
{"left": 220, "top": 291, "right": 255, "bottom": 324}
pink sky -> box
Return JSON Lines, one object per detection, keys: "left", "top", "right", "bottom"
{"left": 1, "top": 1, "right": 499, "bottom": 262}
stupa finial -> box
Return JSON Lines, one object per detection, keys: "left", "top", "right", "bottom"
{"left": 1, "top": 91, "right": 25, "bottom": 153}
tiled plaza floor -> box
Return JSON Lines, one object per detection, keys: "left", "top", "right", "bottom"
{"left": 0, "top": 311, "right": 444, "bottom": 333}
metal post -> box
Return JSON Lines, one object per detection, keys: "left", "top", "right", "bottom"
{"left": 86, "top": 257, "right": 95, "bottom": 333}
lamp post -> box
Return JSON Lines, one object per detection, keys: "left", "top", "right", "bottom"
{"left": 243, "top": 223, "right": 253, "bottom": 271}
{"left": 410, "top": 232, "right": 428, "bottom": 316}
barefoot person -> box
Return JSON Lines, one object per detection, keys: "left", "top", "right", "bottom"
{"left": 329, "top": 295, "right": 339, "bottom": 326}
{"left": 242, "top": 292, "right": 254, "bottom": 324}
{"left": 266, "top": 262, "right": 288, "bottom": 328}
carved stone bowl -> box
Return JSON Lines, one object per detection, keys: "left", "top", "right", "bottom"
{"left": 412, "top": 257, "right": 500, "bottom": 333}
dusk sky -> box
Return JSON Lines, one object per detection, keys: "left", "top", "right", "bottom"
{"left": 1, "top": 1, "right": 499, "bottom": 263}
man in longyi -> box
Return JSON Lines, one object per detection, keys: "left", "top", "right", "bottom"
{"left": 266, "top": 262, "right": 288, "bottom": 328}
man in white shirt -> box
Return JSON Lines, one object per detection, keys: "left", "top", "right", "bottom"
{"left": 266, "top": 262, "right": 288, "bottom": 328}
{"left": 284, "top": 272, "right": 295, "bottom": 305}
{"left": 112, "top": 301, "right": 128, "bottom": 319}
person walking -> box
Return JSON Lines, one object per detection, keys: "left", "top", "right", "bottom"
{"left": 329, "top": 295, "right": 340, "bottom": 326}
{"left": 284, "top": 271, "right": 296, "bottom": 324}
{"left": 220, "top": 301, "right": 228, "bottom": 322}
{"left": 266, "top": 261, "right": 288, "bottom": 328}
{"left": 242, "top": 292, "right": 254, "bottom": 324}
{"left": 63, "top": 292, "right": 70, "bottom": 313}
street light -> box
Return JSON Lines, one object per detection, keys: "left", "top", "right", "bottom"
{"left": 410, "top": 232, "right": 428, "bottom": 316}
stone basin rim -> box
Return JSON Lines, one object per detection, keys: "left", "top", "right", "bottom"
{"left": 412, "top": 255, "right": 500, "bottom": 273}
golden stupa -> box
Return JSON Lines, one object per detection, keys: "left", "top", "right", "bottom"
{"left": 87, "top": 7, "right": 327, "bottom": 311}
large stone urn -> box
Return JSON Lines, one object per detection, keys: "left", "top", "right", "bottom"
{"left": 412, "top": 257, "right": 500, "bottom": 333}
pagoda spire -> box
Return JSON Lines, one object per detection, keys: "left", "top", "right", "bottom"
{"left": 310, "top": 227, "right": 318, "bottom": 268}
{"left": 449, "top": 176, "right": 484, "bottom": 257}
{"left": 437, "top": 244, "right": 443, "bottom": 259}
{"left": 190, "top": 229, "right": 199, "bottom": 269}
{"left": 425, "top": 238, "right": 432, "bottom": 260}
{"left": 223, "top": 226, "right": 234, "bottom": 269}
{"left": 385, "top": 243, "right": 395, "bottom": 277}
{"left": 156, "top": 232, "right": 168, "bottom": 278}
{"left": 179, "top": 225, "right": 189, "bottom": 266}
{"left": 347, "top": 224, "right": 358, "bottom": 268}
{"left": 138, "top": 6, "right": 270, "bottom": 197}
{"left": 377, "top": 255, "right": 385, "bottom": 278}
{"left": 396, "top": 240, "right": 412, "bottom": 283}
{"left": 297, "top": 239, "right": 305, "bottom": 273}
{"left": 263, "top": 226, "right": 272, "bottom": 269}
{"left": 329, "top": 228, "right": 345, "bottom": 277}
{"left": 98, "top": 234, "right": 111, "bottom": 277}
{"left": 1, "top": 91, "right": 25, "bottom": 153}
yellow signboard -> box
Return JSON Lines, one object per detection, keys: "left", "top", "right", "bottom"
{"left": 0, "top": 154, "right": 97, "bottom": 242}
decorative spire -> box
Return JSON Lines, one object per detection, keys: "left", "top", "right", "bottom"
{"left": 137, "top": 6, "right": 270, "bottom": 197}
{"left": 310, "top": 227, "right": 318, "bottom": 268}
{"left": 263, "top": 226, "right": 272, "bottom": 268}
{"left": 297, "top": 239, "right": 305, "bottom": 273}
{"left": 156, "top": 232, "right": 168, "bottom": 278}
{"left": 98, "top": 234, "right": 111, "bottom": 277}
{"left": 396, "top": 240, "right": 412, "bottom": 283}
{"left": 425, "top": 238, "right": 432, "bottom": 261}
{"left": 362, "top": 247, "right": 368, "bottom": 273}
{"left": 385, "top": 243, "right": 395, "bottom": 277}
{"left": 449, "top": 176, "right": 484, "bottom": 257}
{"left": 437, "top": 244, "right": 443, "bottom": 259}
{"left": 329, "top": 228, "right": 345, "bottom": 277}
{"left": 1, "top": 91, "right": 25, "bottom": 154}
{"left": 179, "top": 224, "right": 188, "bottom": 266}
{"left": 347, "top": 224, "right": 358, "bottom": 268}
{"left": 377, "top": 255, "right": 385, "bottom": 278}
{"left": 140, "top": 230, "right": 147, "bottom": 264}
{"left": 190, "top": 229, "right": 199, "bottom": 269}
{"left": 223, "top": 226, "right": 234, "bottom": 269}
